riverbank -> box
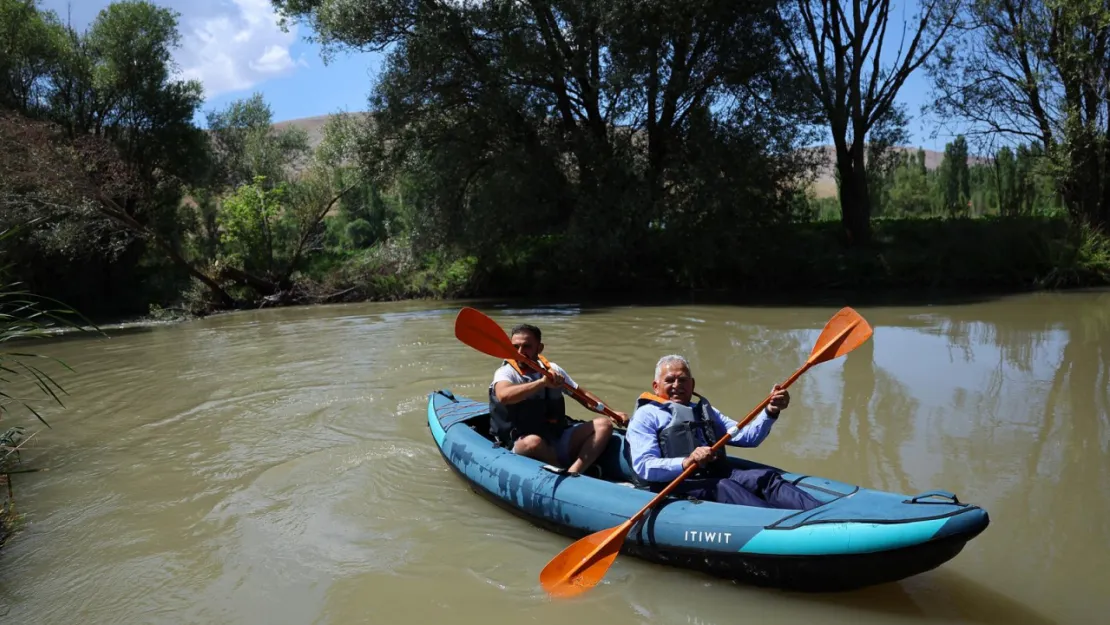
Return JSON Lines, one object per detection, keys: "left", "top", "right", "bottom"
{"left": 21, "top": 213, "right": 1110, "bottom": 330}
{"left": 1, "top": 429, "right": 32, "bottom": 550}
{"left": 261, "top": 213, "right": 1110, "bottom": 310}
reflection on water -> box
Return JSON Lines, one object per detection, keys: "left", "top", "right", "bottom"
{"left": 0, "top": 291, "right": 1107, "bottom": 624}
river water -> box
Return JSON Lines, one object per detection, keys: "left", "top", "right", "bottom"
{"left": 0, "top": 291, "right": 1106, "bottom": 624}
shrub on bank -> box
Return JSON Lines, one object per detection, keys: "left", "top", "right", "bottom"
{"left": 283, "top": 239, "right": 480, "bottom": 304}
{"left": 177, "top": 213, "right": 1110, "bottom": 314}
{"left": 462, "top": 214, "right": 1110, "bottom": 297}
{"left": 777, "top": 214, "right": 1110, "bottom": 291}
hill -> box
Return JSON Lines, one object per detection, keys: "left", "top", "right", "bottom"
{"left": 270, "top": 113, "right": 986, "bottom": 199}
{"left": 272, "top": 113, "right": 348, "bottom": 148}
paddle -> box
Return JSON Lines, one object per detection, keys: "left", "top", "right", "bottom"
{"left": 453, "top": 306, "right": 628, "bottom": 426}
{"left": 538, "top": 306, "right": 874, "bottom": 598}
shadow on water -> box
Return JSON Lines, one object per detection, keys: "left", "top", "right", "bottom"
{"left": 21, "top": 285, "right": 1101, "bottom": 346}
{"left": 787, "top": 568, "right": 1058, "bottom": 624}
{"left": 619, "top": 565, "right": 1055, "bottom": 625}
{"left": 458, "top": 286, "right": 1110, "bottom": 315}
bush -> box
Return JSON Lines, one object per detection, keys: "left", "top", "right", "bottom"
{"left": 345, "top": 218, "right": 376, "bottom": 249}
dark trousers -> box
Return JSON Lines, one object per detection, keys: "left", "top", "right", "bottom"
{"left": 684, "top": 468, "right": 823, "bottom": 510}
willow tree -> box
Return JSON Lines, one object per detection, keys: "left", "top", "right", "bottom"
{"left": 777, "top": 0, "right": 962, "bottom": 244}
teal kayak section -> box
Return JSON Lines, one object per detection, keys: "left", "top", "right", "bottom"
{"left": 426, "top": 389, "right": 989, "bottom": 561}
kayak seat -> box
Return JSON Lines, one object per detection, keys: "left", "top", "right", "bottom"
{"left": 591, "top": 429, "right": 649, "bottom": 489}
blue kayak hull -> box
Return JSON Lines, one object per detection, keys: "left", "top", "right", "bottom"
{"left": 427, "top": 389, "right": 989, "bottom": 592}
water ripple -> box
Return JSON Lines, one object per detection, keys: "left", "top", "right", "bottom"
{"left": 0, "top": 296, "right": 1105, "bottom": 625}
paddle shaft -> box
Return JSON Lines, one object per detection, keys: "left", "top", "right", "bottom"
{"left": 555, "top": 319, "right": 862, "bottom": 583}
{"left": 624, "top": 318, "right": 860, "bottom": 521}
{"left": 551, "top": 383, "right": 795, "bottom": 587}
{"left": 510, "top": 351, "right": 627, "bottom": 425}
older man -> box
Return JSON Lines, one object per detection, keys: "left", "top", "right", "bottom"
{"left": 625, "top": 354, "right": 822, "bottom": 509}
{"left": 489, "top": 323, "right": 626, "bottom": 476}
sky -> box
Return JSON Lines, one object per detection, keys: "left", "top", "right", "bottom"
{"left": 40, "top": 0, "right": 956, "bottom": 152}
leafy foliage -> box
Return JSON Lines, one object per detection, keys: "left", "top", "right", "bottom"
{"left": 205, "top": 93, "right": 311, "bottom": 191}
{"left": 273, "top": 0, "right": 820, "bottom": 289}
{"left": 217, "top": 176, "right": 289, "bottom": 276}
{"left": 928, "top": 0, "right": 1110, "bottom": 230}
{"left": 0, "top": 0, "right": 1107, "bottom": 323}
{"left": 0, "top": 0, "right": 221, "bottom": 316}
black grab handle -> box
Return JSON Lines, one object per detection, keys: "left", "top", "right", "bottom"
{"left": 905, "top": 490, "right": 961, "bottom": 504}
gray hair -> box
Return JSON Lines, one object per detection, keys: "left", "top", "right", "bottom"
{"left": 655, "top": 354, "right": 692, "bottom": 380}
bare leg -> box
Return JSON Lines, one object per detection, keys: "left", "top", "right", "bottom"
{"left": 566, "top": 417, "right": 613, "bottom": 474}
{"left": 512, "top": 435, "right": 559, "bottom": 465}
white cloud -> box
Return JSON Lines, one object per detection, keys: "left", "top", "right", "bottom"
{"left": 250, "top": 45, "right": 295, "bottom": 73}
{"left": 37, "top": 0, "right": 307, "bottom": 98}
{"left": 174, "top": 0, "right": 309, "bottom": 98}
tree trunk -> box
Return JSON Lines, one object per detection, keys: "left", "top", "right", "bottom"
{"left": 153, "top": 236, "right": 236, "bottom": 308}
{"left": 646, "top": 40, "right": 665, "bottom": 218}
{"left": 835, "top": 142, "right": 872, "bottom": 246}
{"left": 279, "top": 183, "right": 357, "bottom": 289}
{"left": 217, "top": 265, "right": 278, "bottom": 296}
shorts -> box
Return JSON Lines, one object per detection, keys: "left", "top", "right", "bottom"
{"left": 553, "top": 422, "right": 585, "bottom": 466}
{"left": 511, "top": 422, "right": 584, "bottom": 467}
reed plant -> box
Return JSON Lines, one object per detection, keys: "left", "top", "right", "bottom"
{"left": 0, "top": 222, "right": 99, "bottom": 546}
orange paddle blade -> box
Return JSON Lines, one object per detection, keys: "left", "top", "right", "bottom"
{"left": 540, "top": 524, "right": 631, "bottom": 599}
{"left": 454, "top": 307, "right": 519, "bottom": 361}
{"left": 807, "top": 307, "right": 873, "bottom": 366}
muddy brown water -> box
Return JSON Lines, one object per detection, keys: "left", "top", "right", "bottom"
{"left": 0, "top": 291, "right": 1107, "bottom": 624}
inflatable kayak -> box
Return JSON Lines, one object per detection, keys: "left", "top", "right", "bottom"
{"left": 427, "top": 389, "right": 989, "bottom": 592}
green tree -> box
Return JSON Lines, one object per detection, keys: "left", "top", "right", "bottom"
{"left": 0, "top": 0, "right": 228, "bottom": 312}
{"left": 211, "top": 112, "right": 361, "bottom": 298}
{"left": 886, "top": 149, "right": 933, "bottom": 215}
{"left": 344, "top": 218, "right": 375, "bottom": 248}
{"left": 940, "top": 136, "right": 971, "bottom": 215}
{"left": 865, "top": 105, "right": 911, "bottom": 217}
{"left": 217, "top": 176, "right": 287, "bottom": 277}
{"left": 334, "top": 181, "right": 390, "bottom": 246}
{"left": 0, "top": 0, "right": 65, "bottom": 113}
{"left": 271, "top": 0, "right": 816, "bottom": 287}
{"left": 994, "top": 146, "right": 1018, "bottom": 215}
{"left": 929, "top": 0, "right": 1110, "bottom": 230}
{"left": 0, "top": 110, "right": 234, "bottom": 308}
{"left": 204, "top": 93, "right": 311, "bottom": 191}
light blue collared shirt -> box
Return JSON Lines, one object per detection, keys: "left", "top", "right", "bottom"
{"left": 626, "top": 399, "right": 778, "bottom": 483}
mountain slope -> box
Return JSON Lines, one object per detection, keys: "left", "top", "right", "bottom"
{"left": 270, "top": 113, "right": 982, "bottom": 198}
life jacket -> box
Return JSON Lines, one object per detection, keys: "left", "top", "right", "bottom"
{"left": 488, "top": 355, "right": 568, "bottom": 446}
{"left": 632, "top": 392, "right": 731, "bottom": 488}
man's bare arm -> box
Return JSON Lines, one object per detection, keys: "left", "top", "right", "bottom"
{"left": 493, "top": 370, "right": 563, "bottom": 405}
